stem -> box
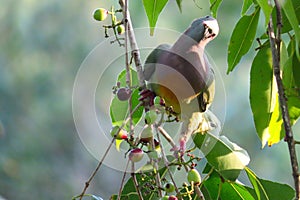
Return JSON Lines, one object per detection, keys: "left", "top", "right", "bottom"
{"left": 77, "top": 102, "right": 143, "bottom": 200}
{"left": 155, "top": 125, "right": 182, "bottom": 199}
{"left": 149, "top": 137, "right": 163, "bottom": 197}
{"left": 194, "top": 186, "right": 205, "bottom": 200}
{"left": 119, "top": 0, "right": 146, "bottom": 90}
{"left": 123, "top": 0, "right": 134, "bottom": 137}
{"left": 157, "top": 126, "right": 177, "bottom": 150}
{"left": 131, "top": 162, "right": 143, "bottom": 200}
{"left": 269, "top": 1, "right": 300, "bottom": 198}
{"left": 118, "top": 159, "right": 130, "bottom": 200}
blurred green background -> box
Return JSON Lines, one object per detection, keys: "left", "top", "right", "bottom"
{"left": 1, "top": 0, "right": 299, "bottom": 199}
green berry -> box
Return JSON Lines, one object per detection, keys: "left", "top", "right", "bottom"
{"left": 154, "top": 96, "right": 162, "bottom": 105}
{"left": 145, "top": 109, "right": 157, "bottom": 124}
{"left": 187, "top": 168, "right": 201, "bottom": 185}
{"left": 147, "top": 150, "right": 159, "bottom": 159}
{"left": 117, "top": 24, "right": 125, "bottom": 35}
{"left": 164, "top": 182, "right": 175, "bottom": 193}
{"left": 129, "top": 148, "right": 144, "bottom": 162}
{"left": 147, "top": 139, "right": 161, "bottom": 159}
{"left": 161, "top": 196, "right": 169, "bottom": 200}
{"left": 110, "top": 126, "right": 128, "bottom": 140}
{"left": 93, "top": 8, "right": 108, "bottom": 21}
{"left": 140, "top": 125, "right": 153, "bottom": 143}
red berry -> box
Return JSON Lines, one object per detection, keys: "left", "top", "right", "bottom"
{"left": 128, "top": 148, "right": 144, "bottom": 162}
{"left": 110, "top": 126, "right": 128, "bottom": 140}
{"left": 117, "top": 88, "right": 131, "bottom": 101}
{"left": 168, "top": 195, "right": 178, "bottom": 200}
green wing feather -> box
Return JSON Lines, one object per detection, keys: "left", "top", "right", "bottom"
{"left": 143, "top": 44, "right": 171, "bottom": 81}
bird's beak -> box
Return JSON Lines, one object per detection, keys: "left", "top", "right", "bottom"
{"left": 204, "top": 19, "right": 219, "bottom": 38}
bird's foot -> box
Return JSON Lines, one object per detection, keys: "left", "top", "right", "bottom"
{"left": 196, "top": 111, "right": 219, "bottom": 134}
{"left": 138, "top": 89, "right": 156, "bottom": 107}
{"left": 170, "top": 138, "right": 186, "bottom": 159}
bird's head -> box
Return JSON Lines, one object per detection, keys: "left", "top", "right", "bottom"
{"left": 186, "top": 16, "right": 219, "bottom": 45}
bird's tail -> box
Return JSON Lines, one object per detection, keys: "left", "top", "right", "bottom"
{"left": 179, "top": 110, "right": 220, "bottom": 152}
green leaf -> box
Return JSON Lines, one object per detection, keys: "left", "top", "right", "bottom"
{"left": 203, "top": 170, "right": 255, "bottom": 200}
{"left": 245, "top": 167, "right": 267, "bottom": 200}
{"left": 241, "top": 0, "right": 253, "bottom": 15}
{"left": 142, "top": 0, "right": 168, "bottom": 36}
{"left": 280, "top": 41, "right": 289, "bottom": 71}
{"left": 280, "top": 0, "right": 300, "bottom": 58}
{"left": 227, "top": 6, "right": 260, "bottom": 73}
{"left": 268, "top": 44, "right": 300, "bottom": 146}
{"left": 249, "top": 43, "right": 276, "bottom": 147}
{"left": 110, "top": 69, "right": 144, "bottom": 130}
{"left": 193, "top": 133, "right": 250, "bottom": 181}
{"left": 210, "top": 0, "right": 223, "bottom": 18}
{"left": 269, "top": 95, "right": 300, "bottom": 146}
{"left": 245, "top": 167, "right": 295, "bottom": 200}
{"left": 292, "top": 48, "right": 300, "bottom": 89}
{"left": 272, "top": 0, "right": 300, "bottom": 34}
{"left": 176, "top": 0, "right": 182, "bottom": 12}
{"left": 256, "top": 0, "right": 272, "bottom": 25}
{"left": 268, "top": 95, "right": 284, "bottom": 146}
{"left": 266, "top": 42, "right": 288, "bottom": 146}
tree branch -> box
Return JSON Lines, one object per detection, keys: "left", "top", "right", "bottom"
{"left": 75, "top": 102, "right": 143, "bottom": 200}
{"left": 131, "top": 162, "right": 143, "bottom": 200}
{"left": 119, "top": 0, "right": 146, "bottom": 90}
{"left": 268, "top": 1, "right": 300, "bottom": 198}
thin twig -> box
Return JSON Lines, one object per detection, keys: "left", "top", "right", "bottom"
{"left": 123, "top": 0, "right": 134, "bottom": 138}
{"left": 268, "top": 1, "right": 300, "bottom": 198}
{"left": 117, "top": 159, "right": 130, "bottom": 200}
{"left": 158, "top": 126, "right": 189, "bottom": 172}
{"left": 194, "top": 186, "right": 205, "bottom": 200}
{"left": 157, "top": 126, "right": 177, "bottom": 150}
{"left": 124, "top": 0, "right": 130, "bottom": 87}
{"left": 77, "top": 102, "right": 143, "bottom": 200}
{"left": 119, "top": 0, "right": 146, "bottom": 90}
{"left": 131, "top": 161, "right": 143, "bottom": 200}
{"left": 155, "top": 125, "right": 182, "bottom": 199}
{"left": 149, "top": 137, "right": 163, "bottom": 197}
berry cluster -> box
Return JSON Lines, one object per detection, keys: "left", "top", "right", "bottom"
{"left": 93, "top": 7, "right": 125, "bottom": 45}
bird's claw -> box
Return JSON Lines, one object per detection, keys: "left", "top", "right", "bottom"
{"left": 138, "top": 89, "right": 156, "bottom": 107}
{"left": 170, "top": 138, "right": 187, "bottom": 159}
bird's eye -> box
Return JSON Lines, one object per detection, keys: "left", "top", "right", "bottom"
{"left": 205, "top": 15, "right": 210, "bottom": 18}
{"left": 208, "top": 28, "right": 212, "bottom": 34}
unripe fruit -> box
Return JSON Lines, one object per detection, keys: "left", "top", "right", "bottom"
{"left": 128, "top": 148, "right": 144, "bottom": 162}
{"left": 147, "top": 139, "right": 161, "bottom": 159}
{"left": 164, "top": 182, "right": 175, "bottom": 193}
{"left": 161, "top": 196, "right": 169, "bottom": 200}
{"left": 117, "top": 87, "right": 131, "bottom": 101}
{"left": 117, "top": 24, "right": 125, "bottom": 35}
{"left": 93, "top": 8, "right": 108, "bottom": 21}
{"left": 110, "top": 126, "right": 128, "bottom": 140}
{"left": 140, "top": 125, "right": 153, "bottom": 143}
{"left": 145, "top": 109, "right": 157, "bottom": 124}
{"left": 187, "top": 168, "right": 201, "bottom": 185}
{"left": 168, "top": 195, "right": 178, "bottom": 200}
{"left": 154, "top": 96, "right": 164, "bottom": 106}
